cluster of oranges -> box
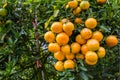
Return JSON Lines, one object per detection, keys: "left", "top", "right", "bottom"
{"left": 44, "top": 0, "right": 118, "bottom": 71}
{"left": 66, "top": 0, "right": 106, "bottom": 15}
{"left": 44, "top": 21, "right": 77, "bottom": 71}
{"left": 66, "top": 0, "right": 90, "bottom": 15}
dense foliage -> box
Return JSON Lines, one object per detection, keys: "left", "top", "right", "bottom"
{"left": 0, "top": 0, "right": 120, "bottom": 80}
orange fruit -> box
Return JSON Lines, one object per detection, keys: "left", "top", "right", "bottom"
{"left": 63, "top": 22, "right": 74, "bottom": 32}
{"left": 80, "top": 1, "right": 90, "bottom": 10}
{"left": 54, "top": 51, "right": 65, "bottom": 60}
{"left": 71, "top": 42, "right": 81, "bottom": 54}
{"left": 85, "top": 51, "right": 98, "bottom": 62}
{"left": 44, "top": 31, "right": 55, "bottom": 43}
{"left": 48, "top": 43, "right": 60, "bottom": 53}
{"left": 54, "top": 61, "right": 64, "bottom": 71}
{"left": 80, "top": 28, "right": 92, "bottom": 39}
{"left": 65, "top": 31, "right": 73, "bottom": 36}
{"left": 97, "top": 0, "right": 106, "bottom": 4}
{"left": 105, "top": 35, "right": 118, "bottom": 47}
{"left": 81, "top": 44, "right": 88, "bottom": 55}
{"left": 73, "top": 7, "right": 81, "bottom": 15}
{"left": 97, "top": 47, "right": 106, "bottom": 58}
{"left": 63, "top": 21, "right": 74, "bottom": 36}
{"left": 51, "top": 22, "right": 63, "bottom": 33}
{"left": 92, "top": 31, "right": 103, "bottom": 42}
{"left": 56, "top": 32, "right": 69, "bottom": 45}
{"left": 0, "top": 8, "right": 7, "bottom": 16}
{"left": 85, "top": 18, "right": 97, "bottom": 29}
{"left": 64, "top": 60, "right": 75, "bottom": 69}
{"left": 61, "top": 44, "right": 70, "bottom": 55}
{"left": 68, "top": 0, "right": 78, "bottom": 9}
{"left": 86, "top": 39, "right": 100, "bottom": 51}
{"left": 74, "top": 18, "right": 83, "bottom": 24}
{"left": 76, "top": 54, "right": 84, "bottom": 59}
{"left": 85, "top": 59, "right": 97, "bottom": 65}
{"left": 60, "top": 18, "right": 69, "bottom": 24}
{"left": 66, "top": 53, "right": 75, "bottom": 60}
{"left": 75, "top": 34, "right": 86, "bottom": 44}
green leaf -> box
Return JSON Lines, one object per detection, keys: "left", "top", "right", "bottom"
{"left": 44, "top": 15, "right": 54, "bottom": 28}
{"left": 8, "top": 37, "right": 13, "bottom": 45}
{"left": 87, "top": 74, "right": 93, "bottom": 79}
{"left": 80, "top": 72, "right": 89, "bottom": 80}
{"left": 78, "top": 59, "right": 84, "bottom": 66}
{"left": 0, "top": 70, "right": 4, "bottom": 75}
{"left": 57, "top": 71, "right": 65, "bottom": 76}
{"left": 99, "top": 25, "right": 110, "bottom": 32}
{"left": 45, "top": 9, "right": 59, "bottom": 28}
{"left": 102, "top": 73, "right": 114, "bottom": 77}
{"left": 26, "top": 0, "right": 40, "bottom": 3}
{"left": 53, "top": 9, "right": 59, "bottom": 17}
{"left": 80, "top": 66, "right": 88, "bottom": 72}
{"left": 68, "top": 77, "right": 75, "bottom": 80}
{"left": 0, "top": 33, "right": 6, "bottom": 42}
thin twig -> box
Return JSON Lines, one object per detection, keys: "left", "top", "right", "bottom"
{"left": 32, "top": 12, "right": 40, "bottom": 53}
{"left": 32, "top": 8, "right": 45, "bottom": 80}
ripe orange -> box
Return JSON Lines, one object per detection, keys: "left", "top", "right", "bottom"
{"left": 51, "top": 22, "right": 63, "bottom": 33}
{"left": 73, "top": 7, "right": 81, "bottom": 15}
{"left": 60, "top": 18, "right": 69, "bottom": 24}
{"left": 71, "top": 42, "right": 81, "bottom": 54}
{"left": 65, "top": 31, "right": 73, "bottom": 36}
{"left": 64, "top": 60, "right": 75, "bottom": 69}
{"left": 80, "top": 28, "right": 92, "bottom": 39}
{"left": 80, "top": 1, "right": 90, "bottom": 10}
{"left": 44, "top": 31, "right": 55, "bottom": 43}
{"left": 54, "top": 61, "right": 64, "bottom": 71}
{"left": 105, "top": 35, "right": 118, "bottom": 47}
{"left": 66, "top": 53, "right": 75, "bottom": 60}
{"left": 0, "top": 8, "right": 7, "bottom": 16}
{"left": 85, "top": 18, "right": 97, "bottom": 29}
{"left": 81, "top": 44, "right": 88, "bottom": 55}
{"left": 48, "top": 43, "right": 60, "bottom": 53}
{"left": 92, "top": 31, "right": 103, "bottom": 42}
{"left": 97, "top": 47, "right": 106, "bottom": 58}
{"left": 85, "top": 59, "right": 97, "bottom": 65}
{"left": 85, "top": 51, "right": 98, "bottom": 62}
{"left": 61, "top": 44, "right": 70, "bottom": 55}
{"left": 75, "top": 34, "right": 86, "bottom": 44}
{"left": 86, "top": 39, "right": 100, "bottom": 51}
{"left": 76, "top": 54, "right": 84, "bottom": 59}
{"left": 68, "top": 0, "right": 78, "bottom": 9}
{"left": 63, "top": 22, "right": 74, "bottom": 32}
{"left": 56, "top": 32, "right": 69, "bottom": 45}
{"left": 74, "top": 18, "right": 83, "bottom": 24}
{"left": 54, "top": 51, "right": 65, "bottom": 60}
{"left": 97, "top": 0, "right": 106, "bottom": 4}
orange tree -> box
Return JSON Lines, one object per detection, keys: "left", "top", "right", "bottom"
{"left": 0, "top": 0, "right": 120, "bottom": 80}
